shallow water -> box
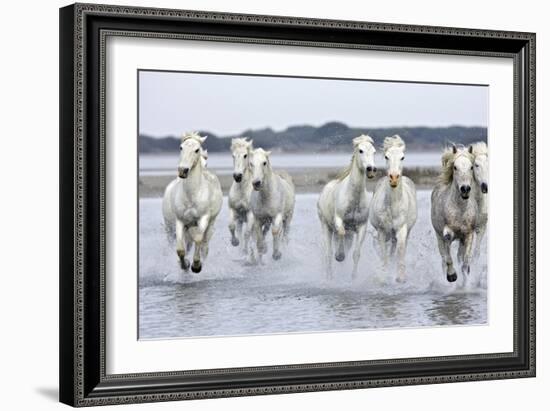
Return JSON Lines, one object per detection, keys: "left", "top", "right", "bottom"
{"left": 139, "top": 191, "right": 487, "bottom": 339}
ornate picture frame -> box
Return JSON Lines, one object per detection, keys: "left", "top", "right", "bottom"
{"left": 59, "top": 3, "right": 535, "bottom": 407}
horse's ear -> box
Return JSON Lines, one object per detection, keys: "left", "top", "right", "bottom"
{"left": 247, "top": 139, "right": 253, "bottom": 148}
{"left": 452, "top": 144, "right": 458, "bottom": 154}
{"left": 200, "top": 136, "right": 208, "bottom": 144}
{"left": 265, "top": 150, "right": 271, "bottom": 157}
{"left": 468, "top": 145, "right": 474, "bottom": 154}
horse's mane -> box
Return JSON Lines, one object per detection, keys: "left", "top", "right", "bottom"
{"left": 230, "top": 137, "right": 252, "bottom": 152}
{"left": 337, "top": 135, "right": 374, "bottom": 181}
{"left": 439, "top": 145, "right": 474, "bottom": 184}
{"left": 181, "top": 131, "right": 204, "bottom": 143}
{"left": 470, "top": 141, "right": 488, "bottom": 157}
{"left": 383, "top": 134, "right": 406, "bottom": 153}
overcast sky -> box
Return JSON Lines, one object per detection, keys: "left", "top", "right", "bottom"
{"left": 139, "top": 70, "right": 488, "bottom": 137}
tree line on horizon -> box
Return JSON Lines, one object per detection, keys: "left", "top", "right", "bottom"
{"left": 139, "top": 122, "right": 487, "bottom": 153}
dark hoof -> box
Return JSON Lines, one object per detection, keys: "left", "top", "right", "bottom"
{"left": 335, "top": 252, "right": 345, "bottom": 262}
{"left": 191, "top": 261, "right": 202, "bottom": 273}
{"left": 231, "top": 237, "right": 239, "bottom": 247}
{"left": 444, "top": 233, "right": 452, "bottom": 242}
{"left": 272, "top": 251, "right": 282, "bottom": 260}
{"left": 447, "top": 272, "right": 457, "bottom": 282}
{"left": 179, "top": 258, "right": 190, "bottom": 271}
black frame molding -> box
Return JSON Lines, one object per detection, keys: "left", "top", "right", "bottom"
{"left": 60, "top": 3, "right": 535, "bottom": 407}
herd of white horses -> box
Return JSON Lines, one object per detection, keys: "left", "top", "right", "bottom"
{"left": 162, "top": 131, "right": 488, "bottom": 284}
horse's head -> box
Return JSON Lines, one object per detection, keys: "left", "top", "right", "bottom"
{"left": 250, "top": 148, "right": 271, "bottom": 191}
{"left": 230, "top": 138, "right": 253, "bottom": 183}
{"left": 470, "top": 142, "right": 488, "bottom": 194}
{"left": 451, "top": 145, "right": 475, "bottom": 200}
{"left": 383, "top": 135, "right": 406, "bottom": 188}
{"left": 178, "top": 132, "right": 207, "bottom": 179}
{"left": 353, "top": 135, "right": 377, "bottom": 179}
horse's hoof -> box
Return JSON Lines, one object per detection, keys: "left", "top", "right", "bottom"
{"left": 462, "top": 264, "right": 471, "bottom": 275}
{"left": 191, "top": 261, "right": 202, "bottom": 273}
{"left": 447, "top": 272, "right": 457, "bottom": 282}
{"left": 179, "top": 258, "right": 190, "bottom": 271}
{"left": 443, "top": 233, "right": 452, "bottom": 242}
{"left": 231, "top": 238, "right": 239, "bottom": 247}
{"left": 272, "top": 251, "right": 282, "bottom": 260}
{"left": 335, "top": 252, "right": 345, "bottom": 262}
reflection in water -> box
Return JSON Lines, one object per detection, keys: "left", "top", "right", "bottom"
{"left": 139, "top": 194, "right": 487, "bottom": 339}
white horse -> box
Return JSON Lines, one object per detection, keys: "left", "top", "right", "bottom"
{"left": 162, "top": 132, "right": 223, "bottom": 273}
{"left": 431, "top": 145, "right": 478, "bottom": 282}
{"left": 369, "top": 135, "right": 417, "bottom": 283}
{"left": 228, "top": 138, "right": 254, "bottom": 254}
{"left": 249, "top": 148, "right": 295, "bottom": 262}
{"left": 471, "top": 141, "right": 488, "bottom": 258}
{"left": 317, "top": 135, "right": 377, "bottom": 279}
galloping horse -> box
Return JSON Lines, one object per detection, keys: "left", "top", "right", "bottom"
{"left": 370, "top": 135, "right": 417, "bottom": 283}
{"left": 249, "top": 148, "right": 295, "bottom": 262}
{"left": 162, "top": 132, "right": 223, "bottom": 273}
{"left": 431, "top": 145, "right": 478, "bottom": 282}
{"left": 228, "top": 138, "right": 254, "bottom": 254}
{"left": 317, "top": 135, "right": 377, "bottom": 279}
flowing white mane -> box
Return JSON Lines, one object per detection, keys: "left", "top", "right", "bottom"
{"left": 337, "top": 135, "right": 374, "bottom": 181}
{"left": 181, "top": 131, "right": 205, "bottom": 143}
{"left": 470, "top": 141, "right": 488, "bottom": 157}
{"left": 231, "top": 137, "right": 252, "bottom": 152}
{"left": 439, "top": 145, "right": 474, "bottom": 185}
{"left": 383, "top": 134, "right": 406, "bottom": 153}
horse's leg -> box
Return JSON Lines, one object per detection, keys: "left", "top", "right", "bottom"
{"left": 461, "top": 232, "right": 474, "bottom": 277}
{"left": 321, "top": 223, "right": 334, "bottom": 279}
{"left": 201, "top": 222, "right": 215, "bottom": 259}
{"left": 254, "top": 219, "right": 267, "bottom": 256}
{"left": 377, "top": 230, "right": 388, "bottom": 273}
{"left": 190, "top": 215, "right": 210, "bottom": 273}
{"left": 457, "top": 240, "right": 465, "bottom": 265}
{"left": 175, "top": 219, "right": 190, "bottom": 271}
{"left": 473, "top": 224, "right": 487, "bottom": 260}
{"left": 437, "top": 233, "right": 457, "bottom": 282}
{"left": 352, "top": 224, "right": 368, "bottom": 280}
{"left": 243, "top": 210, "right": 254, "bottom": 257}
{"left": 228, "top": 208, "right": 239, "bottom": 247}
{"left": 395, "top": 225, "right": 409, "bottom": 283}
{"left": 334, "top": 216, "right": 346, "bottom": 262}
{"left": 272, "top": 213, "right": 283, "bottom": 260}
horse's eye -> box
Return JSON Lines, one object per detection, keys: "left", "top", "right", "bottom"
{"left": 401, "top": 156, "right": 405, "bottom": 161}
{"left": 385, "top": 155, "right": 388, "bottom": 160}
{"left": 179, "top": 146, "right": 182, "bottom": 151}
{"left": 244, "top": 154, "right": 247, "bottom": 159}
{"left": 454, "top": 166, "right": 457, "bottom": 170}
{"left": 470, "top": 166, "right": 473, "bottom": 170}
{"left": 195, "top": 148, "right": 200, "bottom": 153}
{"left": 475, "top": 164, "right": 479, "bottom": 168}
{"left": 263, "top": 161, "right": 267, "bottom": 166}
{"left": 359, "top": 149, "right": 364, "bottom": 154}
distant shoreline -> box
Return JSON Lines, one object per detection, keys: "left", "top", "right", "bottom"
{"left": 139, "top": 167, "right": 440, "bottom": 198}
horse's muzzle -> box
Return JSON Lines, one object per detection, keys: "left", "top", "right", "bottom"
{"left": 253, "top": 180, "right": 262, "bottom": 191}
{"left": 233, "top": 173, "right": 243, "bottom": 183}
{"left": 178, "top": 167, "right": 189, "bottom": 179}
{"left": 481, "top": 182, "right": 488, "bottom": 194}
{"left": 366, "top": 166, "right": 377, "bottom": 179}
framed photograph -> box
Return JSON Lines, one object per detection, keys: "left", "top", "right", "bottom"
{"left": 59, "top": 3, "right": 536, "bottom": 407}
